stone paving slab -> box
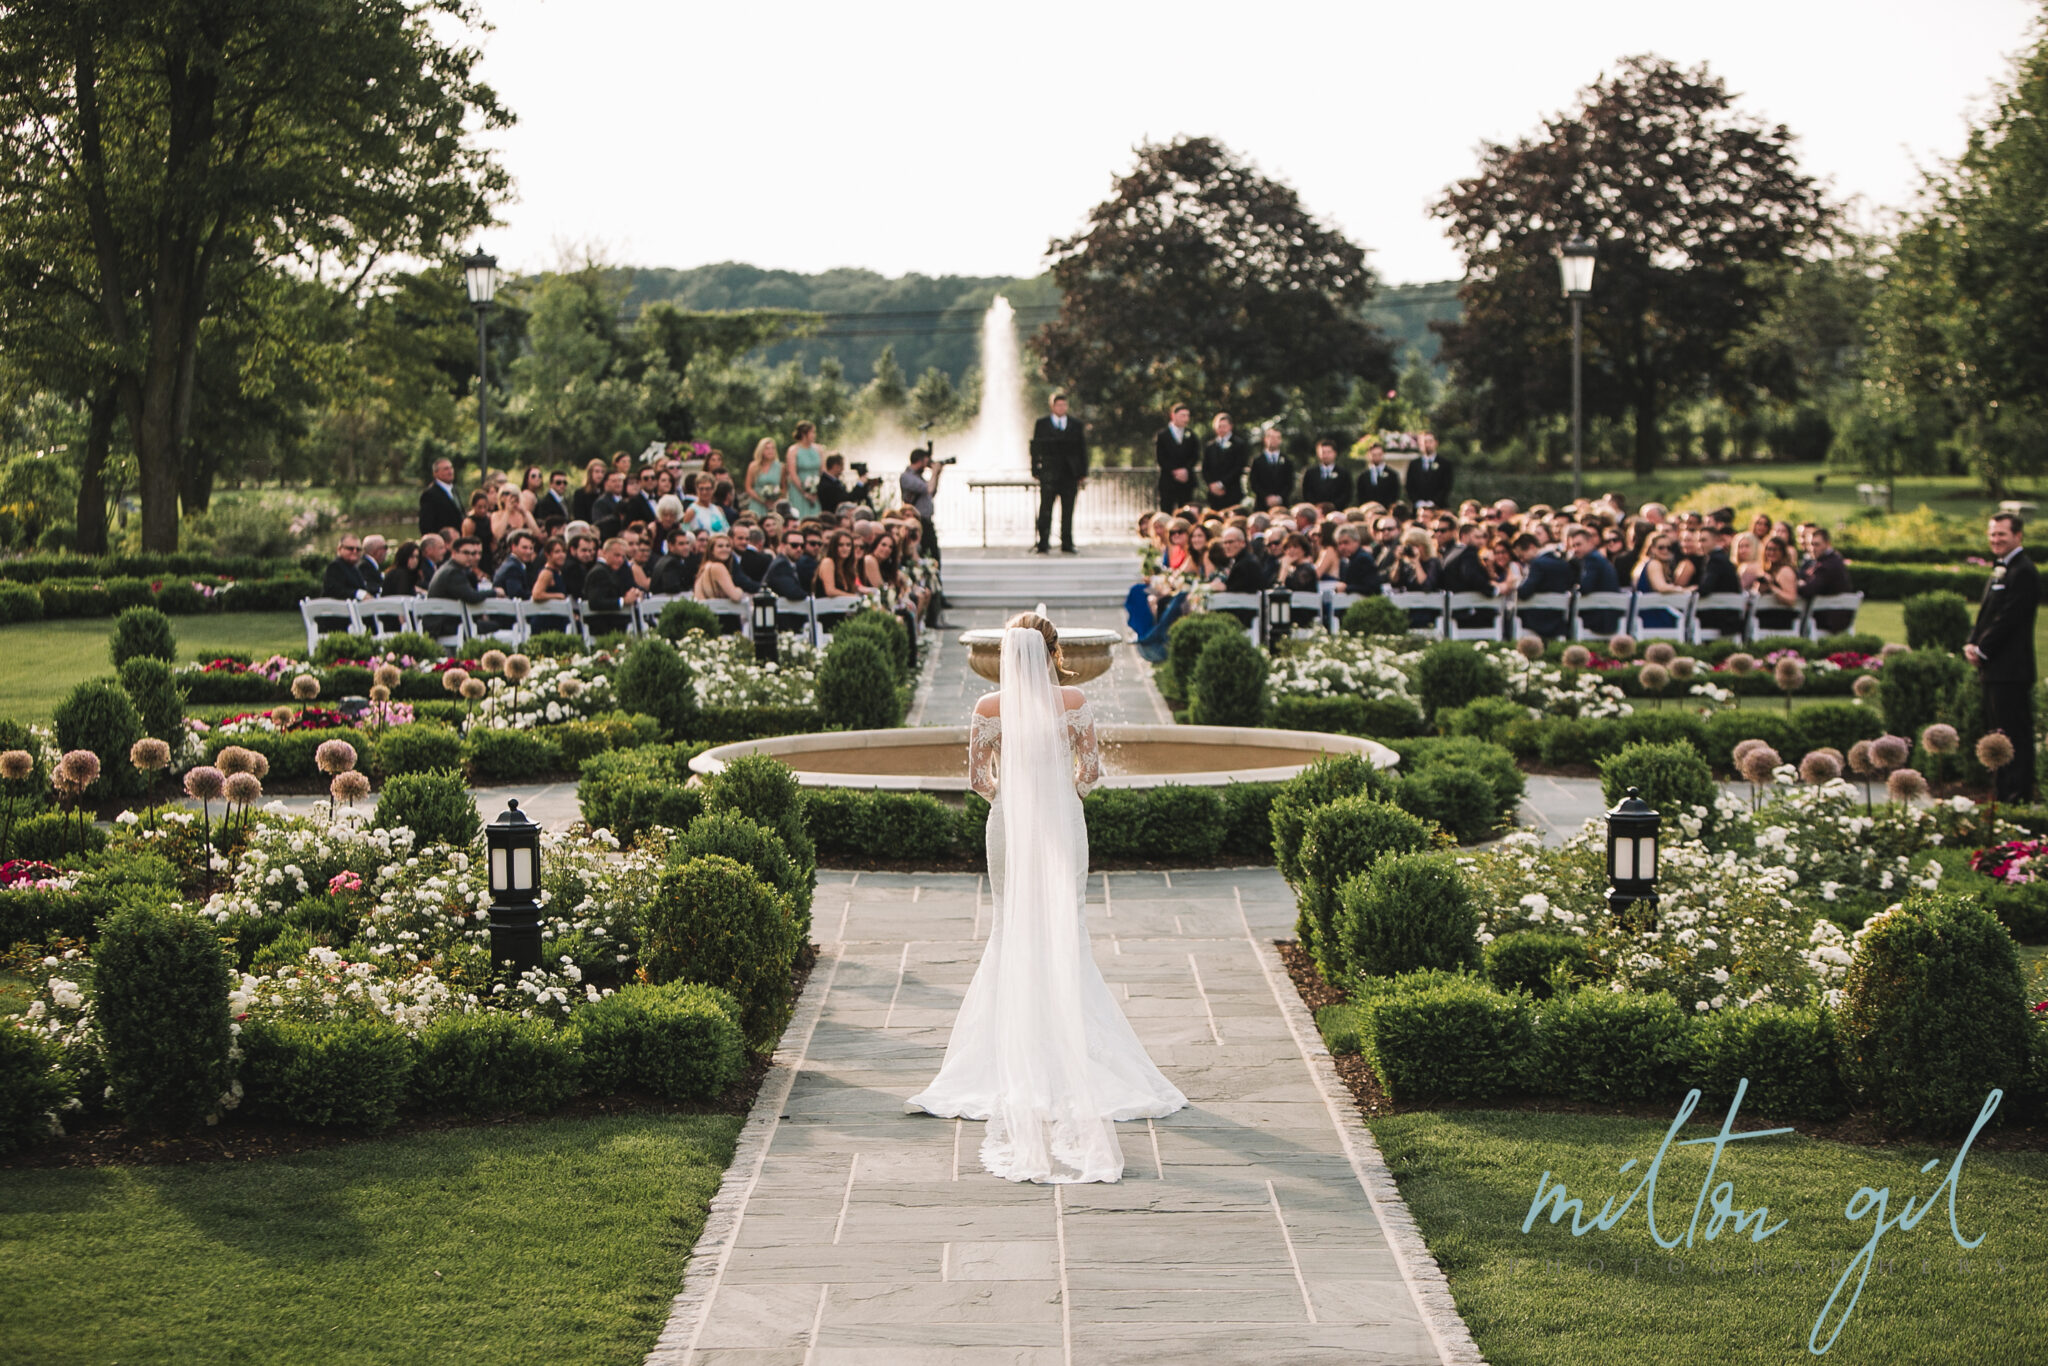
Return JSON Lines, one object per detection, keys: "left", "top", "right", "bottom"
{"left": 647, "top": 869, "right": 1484, "bottom": 1366}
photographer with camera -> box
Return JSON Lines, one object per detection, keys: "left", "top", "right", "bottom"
{"left": 900, "top": 443, "right": 951, "bottom": 569}
{"left": 819, "top": 452, "right": 872, "bottom": 515}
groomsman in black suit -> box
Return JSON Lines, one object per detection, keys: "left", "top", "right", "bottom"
{"left": 1356, "top": 439, "right": 1401, "bottom": 505}
{"left": 418, "top": 457, "right": 465, "bottom": 538}
{"left": 1298, "top": 438, "right": 1351, "bottom": 508}
{"left": 1967, "top": 512, "right": 2041, "bottom": 803}
{"left": 1029, "top": 392, "right": 1090, "bottom": 554}
{"left": 1405, "top": 432, "right": 1453, "bottom": 508}
{"left": 1154, "top": 403, "right": 1197, "bottom": 510}
{"left": 1202, "top": 412, "right": 1248, "bottom": 510}
{"left": 1247, "top": 426, "right": 1294, "bottom": 509}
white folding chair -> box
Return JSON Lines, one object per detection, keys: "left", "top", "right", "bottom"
{"left": 1515, "top": 591, "right": 1575, "bottom": 643}
{"left": 1383, "top": 589, "right": 1448, "bottom": 638}
{"left": 811, "top": 597, "right": 861, "bottom": 648}
{"left": 299, "top": 598, "right": 361, "bottom": 654}
{"left": 1206, "top": 592, "right": 1265, "bottom": 645}
{"left": 1689, "top": 592, "right": 1754, "bottom": 644}
{"left": 358, "top": 595, "right": 419, "bottom": 642}
{"left": 515, "top": 598, "right": 581, "bottom": 646}
{"left": 1800, "top": 591, "right": 1865, "bottom": 641}
{"left": 1568, "top": 590, "right": 1634, "bottom": 643}
{"left": 405, "top": 599, "right": 472, "bottom": 655}
{"left": 635, "top": 594, "right": 680, "bottom": 637}
{"left": 1628, "top": 589, "right": 1695, "bottom": 642}
{"left": 1445, "top": 591, "right": 1507, "bottom": 642}
{"left": 702, "top": 598, "right": 747, "bottom": 638}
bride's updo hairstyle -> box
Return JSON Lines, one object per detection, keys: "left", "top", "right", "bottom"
{"left": 1005, "top": 611, "right": 1077, "bottom": 681}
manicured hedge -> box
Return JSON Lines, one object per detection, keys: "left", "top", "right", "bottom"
{"left": 0, "top": 551, "right": 319, "bottom": 585}
{"left": 1357, "top": 975, "right": 1535, "bottom": 1101}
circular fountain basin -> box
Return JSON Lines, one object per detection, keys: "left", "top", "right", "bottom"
{"left": 957, "top": 627, "right": 1122, "bottom": 684}
{"left": 689, "top": 724, "right": 1396, "bottom": 793}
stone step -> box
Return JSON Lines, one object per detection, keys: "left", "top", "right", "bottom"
{"left": 939, "top": 555, "right": 1134, "bottom": 608}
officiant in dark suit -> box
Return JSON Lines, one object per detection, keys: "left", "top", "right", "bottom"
{"left": 1202, "top": 412, "right": 1247, "bottom": 510}
{"left": 419, "top": 458, "right": 465, "bottom": 538}
{"left": 1029, "top": 392, "right": 1089, "bottom": 554}
{"left": 1967, "top": 512, "right": 2040, "bottom": 803}
{"left": 1154, "top": 403, "right": 1197, "bottom": 511}
{"left": 1299, "top": 439, "right": 1351, "bottom": 508}
{"left": 1406, "top": 433, "right": 1453, "bottom": 509}
{"left": 1356, "top": 440, "right": 1401, "bottom": 506}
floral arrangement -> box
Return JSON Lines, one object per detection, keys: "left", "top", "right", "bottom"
{"left": 0, "top": 858, "right": 74, "bottom": 890}
{"left": 1268, "top": 634, "right": 1419, "bottom": 706}
{"left": 669, "top": 633, "right": 818, "bottom": 710}
{"left": 1969, "top": 838, "right": 2048, "bottom": 885}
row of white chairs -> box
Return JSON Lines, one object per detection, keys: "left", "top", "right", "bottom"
{"left": 300, "top": 593, "right": 876, "bottom": 655}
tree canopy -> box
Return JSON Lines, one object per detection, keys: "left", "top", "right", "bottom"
{"left": 1031, "top": 136, "right": 1392, "bottom": 448}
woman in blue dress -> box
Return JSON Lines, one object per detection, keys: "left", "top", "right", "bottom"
{"left": 783, "top": 421, "right": 824, "bottom": 518}
{"left": 1632, "top": 532, "right": 1688, "bottom": 631}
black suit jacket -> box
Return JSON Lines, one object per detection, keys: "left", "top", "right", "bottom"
{"left": 582, "top": 562, "right": 636, "bottom": 634}
{"left": 818, "top": 472, "right": 850, "bottom": 513}
{"left": 764, "top": 556, "right": 810, "bottom": 602}
{"left": 1299, "top": 464, "right": 1351, "bottom": 508}
{"left": 1155, "top": 426, "right": 1197, "bottom": 492}
{"left": 419, "top": 482, "right": 464, "bottom": 537}
{"left": 321, "top": 557, "right": 367, "bottom": 600}
{"left": 738, "top": 546, "right": 773, "bottom": 582}
{"left": 533, "top": 490, "right": 570, "bottom": 526}
{"left": 1337, "top": 547, "right": 1381, "bottom": 597}
{"left": 1215, "top": 550, "right": 1267, "bottom": 595}
{"left": 1247, "top": 451, "right": 1294, "bottom": 506}
{"left": 1439, "top": 543, "right": 1493, "bottom": 595}
{"left": 1971, "top": 550, "right": 2040, "bottom": 685}
{"left": 621, "top": 492, "right": 658, "bottom": 526}
{"left": 1030, "top": 416, "right": 1090, "bottom": 483}
{"left": 1201, "top": 437, "right": 1248, "bottom": 507}
{"left": 1356, "top": 463, "right": 1401, "bottom": 506}
{"left": 1405, "top": 457, "right": 1452, "bottom": 508}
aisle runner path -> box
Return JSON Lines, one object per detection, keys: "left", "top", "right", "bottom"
{"left": 649, "top": 868, "right": 1483, "bottom": 1366}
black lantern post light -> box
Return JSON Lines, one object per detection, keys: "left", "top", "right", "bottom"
{"left": 1605, "top": 786, "right": 1660, "bottom": 930}
{"left": 462, "top": 249, "right": 501, "bottom": 488}
{"left": 1556, "top": 236, "right": 1598, "bottom": 500}
{"left": 1263, "top": 589, "right": 1292, "bottom": 655}
{"left": 486, "top": 797, "right": 543, "bottom": 976}
{"left": 751, "top": 591, "right": 779, "bottom": 665}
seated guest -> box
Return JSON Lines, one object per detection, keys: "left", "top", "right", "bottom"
{"left": 648, "top": 527, "right": 699, "bottom": 596}
{"left": 625, "top": 529, "right": 656, "bottom": 592}
{"left": 737, "top": 525, "right": 774, "bottom": 582}
{"left": 420, "top": 536, "right": 500, "bottom": 639}
{"left": 1332, "top": 524, "right": 1381, "bottom": 597}
{"left": 1565, "top": 523, "right": 1624, "bottom": 634}
{"left": 1276, "top": 534, "right": 1320, "bottom": 594}
{"left": 490, "top": 531, "right": 538, "bottom": 600}
{"left": 620, "top": 470, "right": 659, "bottom": 528}
{"left": 559, "top": 534, "right": 596, "bottom": 600}
{"left": 1208, "top": 526, "right": 1269, "bottom": 595}
{"left": 381, "top": 540, "right": 425, "bottom": 597}
{"left": 693, "top": 532, "right": 761, "bottom": 605}
{"left": 1632, "top": 532, "right": 1690, "bottom": 631}
{"left": 528, "top": 537, "right": 572, "bottom": 603}
{"left": 1439, "top": 520, "right": 1500, "bottom": 631}
{"left": 764, "top": 527, "right": 814, "bottom": 601}
{"left": 1513, "top": 533, "right": 1577, "bottom": 639}
{"left": 1695, "top": 522, "right": 1747, "bottom": 634}
{"left": 651, "top": 494, "right": 685, "bottom": 546}
{"left": 1797, "top": 525, "right": 1855, "bottom": 632}
{"left": 1754, "top": 537, "right": 1803, "bottom": 633}
{"left": 582, "top": 538, "right": 643, "bottom": 637}
{"left": 815, "top": 528, "right": 867, "bottom": 599}
{"left": 321, "top": 534, "right": 370, "bottom": 601}
{"left": 358, "top": 535, "right": 387, "bottom": 596}
{"left": 1388, "top": 527, "right": 1440, "bottom": 591}
{"left": 1371, "top": 515, "right": 1401, "bottom": 576}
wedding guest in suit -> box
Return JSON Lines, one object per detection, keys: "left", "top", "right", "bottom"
{"left": 591, "top": 470, "right": 626, "bottom": 540}
{"left": 358, "top": 536, "right": 387, "bottom": 596}
{"left": 1565, "top": 524, "right": 1623, "bottom": 633}
{"left": 1968, "top": 512, "right": 2040, "bottom": 802}
{"left": 1208, "top": 525, "right": 1268, "bottom": 594}
{"left": 418, "top": 458, "right": 464, "bottom": 539}
{"left": 1796, "top": 525, "right": 1856, "bottom": 633}
{"left": 533, "top": 472, "right": 570, "bottom": 528}
{"left": 1299, "top": 439, "right": 1351, "bottom": 509}
{"left": 1513, "top": 533, "right": 1577, "bottom": 639}
{"left": 1405, "top": 433, "right": 1452, "bottom": 508}
{"left": 1202, "top": 412, "right": 1248, "bottom": 511}
{"left": 1154, "top": 403, "right": 1197, "bottom": 510}
{"left": 764, "top": 528, "right": 814, "bottom": 602}
{"left": 619, "top": 469, "right": 659, "bottom": 528}
{"left": 1030, "top": 392, "right": 1089, "bottom": 553}
{"left": 1694, "top": 522, "right": 1746, "bottom": 634}
{"left": 1356, "top": 440, "right": 1400, "bottom": 505}
{"left": 1248, "top": 427, "right": 1294, "bottom": 509}
{"left": 321, "top": 534, "right": 369, "bottom": 602}
{"left": 583, "top": 538, "right": 643, "bottom": 636}
{"left": 1332, "top": 524, "right": 1381, "bottom": 598}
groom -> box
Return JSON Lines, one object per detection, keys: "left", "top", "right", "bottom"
{"left": 1029, "top": 392, "right": 1089, "bottom": 555}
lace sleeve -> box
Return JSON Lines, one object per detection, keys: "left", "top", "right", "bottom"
{"left": 968, "top": 712, "right": 1000, "bottom": 799}
{"left": 1066, "top": 700, "right": 1102, "bottom": 796}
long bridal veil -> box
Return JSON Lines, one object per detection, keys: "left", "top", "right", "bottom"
{"left": 907, "top": 626, "right": 1184, "bottom": 1183}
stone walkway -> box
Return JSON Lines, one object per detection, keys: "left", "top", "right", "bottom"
{"left": 649, "top": 869, "right": 1482, "bottom": 1366}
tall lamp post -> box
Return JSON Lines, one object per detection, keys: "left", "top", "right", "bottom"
{"left": 462, "top": 250, "right": 501, "bottom": 489}
{"left": 1556, "top": 237, "right": 1597, "bottom": 500}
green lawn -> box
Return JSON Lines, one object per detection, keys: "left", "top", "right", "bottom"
{"left": 0, "top": 1110, "right": 743, "bottom": 1365}
{"left": 1372, "top": 1108, "right": 2048, "bottom": 1366}
{"left": 0, "top": 613, "right": 303, "bottom": 725}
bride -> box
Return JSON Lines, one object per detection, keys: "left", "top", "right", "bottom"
{"left": 907, "top": 613, "right": 1186, "bottom": 1183}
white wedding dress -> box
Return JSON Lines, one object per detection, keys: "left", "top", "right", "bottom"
{"left": 906, "top": 627, "right": 1186, "bottom": 1183}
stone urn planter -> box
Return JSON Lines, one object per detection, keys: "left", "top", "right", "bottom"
{"left": 957, "top": 627, "right": 1121, "bottom": 684}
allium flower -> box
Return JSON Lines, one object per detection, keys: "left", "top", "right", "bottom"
{"left": 558, "top": 677, "right": 586, "bottom": 699}
{"left": 1670, "top": 656, "right": 1697, "bottom": 680}
{"left": 460, "top": 678, "right": 488, "bottom": 701}
{"left": 1922, "top": 723, "right": 1960, "bottom": 755}
{"left": 1724, "top": 652, "right": 1756, "bottom": 675}
{"left": 505, "top": 654, "right": 533, "bottom": 681}
{"left": 1607, "top": 634, "right": 1636, "bottom": 660}
{"left": 331, "top": 771, "right": 371, "bottom": 805}
{"left": 184, "top": 766, "right": 226, "bottom": 802}
{"left": 56, "top": 749, "right": 100, "bottom": 788}
{"left": 1799, "top": 750, "right": 1843, "bottom": 784}
{"left": 374, "top": 664, "right": 402, "bottom": 689}
{"left": 1887, "top": 767, "right": 1929, "bottom": 801}
{"left": 1852, "top": 675, "right": 1879, "bottom": 699}
{"left": 1847, "top": 740, "right": 1875, "bottom": 775}
{"left": 129, "top": 738, "right": 172, "bottom": 771}
{"left": 442, "top": 668, "right": 470, "bottom": 695}
{"left": 1739, "top": 746, "right": 1782, "bottom": 785}
{"left": 1638, "top": 662, "right": 1670, "bottom": 691}
{"left": 1644, "top": 641, "right": 1677, "bottom": 666}
{"left": 1515, "top": 635, "right": 1544, "bottom": 660}
{"left": 291, "top": 675, "right": 321, "bottom": 701}
{"left": 316, "top": 739, "right": 358, "bottom": 775}
{"left": 0, "top": 750, "right": 33, "bottom": 781}
{"left": 369, "top": 685, "right": 392, "bottom": 703}
{"left": 216, "top": 745, "right": 257, "bottom": 776}
{"left": 1976, "top": 731, "right": 2016, "bottom": 770}
{"left": 249, "top": 751, "right": 270, "bottom": 780}
{"left": 1561, "top": 644, "right": 1592, "bottom": 669}
{"left": 224, "top": 772, "right": 262, "bottom": 805}
{"left": 1773, "top": 657, "right": 1806, "bottom": 690}
{"left": 1732, "top": 738, "right": 1767, "bottom": 768}
{"left": 1880, "top": 642, "right": 1909, "bottom": 660}
{"left": 481, "top": 649, "right": 508, "bottom": 672}
{"left": 1871, "top": 735, "right": 1911, "bottom": 769}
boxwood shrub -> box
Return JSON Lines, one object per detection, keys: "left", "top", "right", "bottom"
{"left": 1219, "top": 781, "right": 1280, "bottom": 859}
{"left": 814, "top": 636, "right": 898, "bottom": 732}
{"left": 1267, "top": 693, "right": 1424, "bottom": 738}
{"left": 372, "top": 769, "right": 480, "bottom": 848}
{"left": 239, "top": 1016, "right": 413, "bottom": 1129}
{"left": 0, "top": 1028, "right": 72, "bottom": 1155}
{"left": 1333, "top": 851, "right": 1481, "bottom": 980}
{"left": 464, "top": 727, "right": 564, "bottom": 783}
{"left": 1901, "top": 590, "right": 1973, "bottom": 651}
{"left": 1689, "top": 1002, "right": 1847, "bottom": 1122}
{"left": 615, "top": 635, "right": 699, "bottom": 739}
{"left": 93, "top": 900, "right": 235, "bottom": 1131}
{"left": 703, "top": 752, "right": 816, "bottom": 879}
{"left": 408, "top": 1011, "right": 581, "bottom": 1116}
{"left": 1395, "top": 765, "right": 1502, "bottom": 843}
{"left": 109, "top": 605, "right": 177, "bottom": 668}
{"left": 1358, "top": 977, "right": 1534, "bottom": 1101}
{"left": 577, "top": 744, "right": 708, "bottom": 845}
{"left": 669, "top": 810, "right": 811, "bottom": 939}
{"left": 1414, "top": 639, "right": 1506, "bottom": 721}
{"left": 1340, "top": 595, "right": 1410, "bottom": 636}
{"left": 5, "top": 812, "right": 109, "bottom": 863}
{"left": 1189, "top": 630, "right": 1268, "bottom": 727}
{"left": 52, "top": 678, "right": 146, "bottom": 800}
{"left": 1599, "top": 740, "right": 1718, "bottom": 831}
{"left": 1085, "top": 784, "right": 1227, "bottom": 862}
{"left": 1483, "top": 930, "right": 1597, "bottom": 999}
{"left": 1296, "top": 795, "right": 1434, "bottom": 977}
{"left": 574, "top": 981, "right": 747, "bottom": 1101}
{"left": 642, "top": 854, "right": 801, "bottom": 1052}
{"left": 1533, "top": 988, "right": 1695, "bottom": 1105}
{"left": 1270, "top": 753, "right": 1397, "bottom": 887}
{"left": 832, "top": 609, "right": 912, "bottom": 683}
{"left": 371, "top": 722, "right": 465, "bottom": 778}
{"left": 1167, "top": 612, "right": 1244, "bottom": 697}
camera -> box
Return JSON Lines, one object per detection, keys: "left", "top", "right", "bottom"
{"left": 849, "top": 461, "right": 869, "bottom": 477}
{"left": 939, "top": 456, "right": 958, "bottom": 467}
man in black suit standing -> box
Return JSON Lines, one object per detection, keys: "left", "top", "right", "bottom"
{"left": 1967, "top": 512, "right": 2040, "bottom": 803}
{"left": 1247, "top": 426, "right": 1293, "bottom": 509}
{"left": 1154, "top": 403, "right": 1197, "bottom": 511}
{"left": 1405, "top": 432, "right": 1452, "bottom": 509}
{"left": 1029, "top": 392, "right": 1089, "bottom": 554}
{"left": 419, "top": 458, "right": 465, "bottom": 539}
{"left": 1298, "top": 439, "right": 1351, "bottom": 508}
{"left": 1202, "top": 412, "right": 1247, "bottom": 511}
{"left": 1356, "top": 440, "right": 1401, "bottom": 506}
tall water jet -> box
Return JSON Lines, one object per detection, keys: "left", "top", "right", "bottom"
{"left": 968, "top": 295, "right": 1030, "bottom": 472}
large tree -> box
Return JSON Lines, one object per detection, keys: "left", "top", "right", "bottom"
{"left": 1433, "top": 56, "right": 1831, "bottom": 474}
{"left": 1032, "top": 136, "right": 1391, "bottom": 448}
{"left": 0, "top": 0, "right": 508, "bottom": 549}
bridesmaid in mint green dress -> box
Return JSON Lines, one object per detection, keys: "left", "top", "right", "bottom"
{"left": 784, "top": 421, "right": 824, "bottom": 518}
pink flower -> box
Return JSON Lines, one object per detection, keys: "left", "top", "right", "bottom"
{"left": 328, "top": 870, "right": 365, "bottom": 895}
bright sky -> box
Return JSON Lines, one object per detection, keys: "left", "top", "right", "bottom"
{"left": 470, "top": 0, "right": 2038, "bottom": 286}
